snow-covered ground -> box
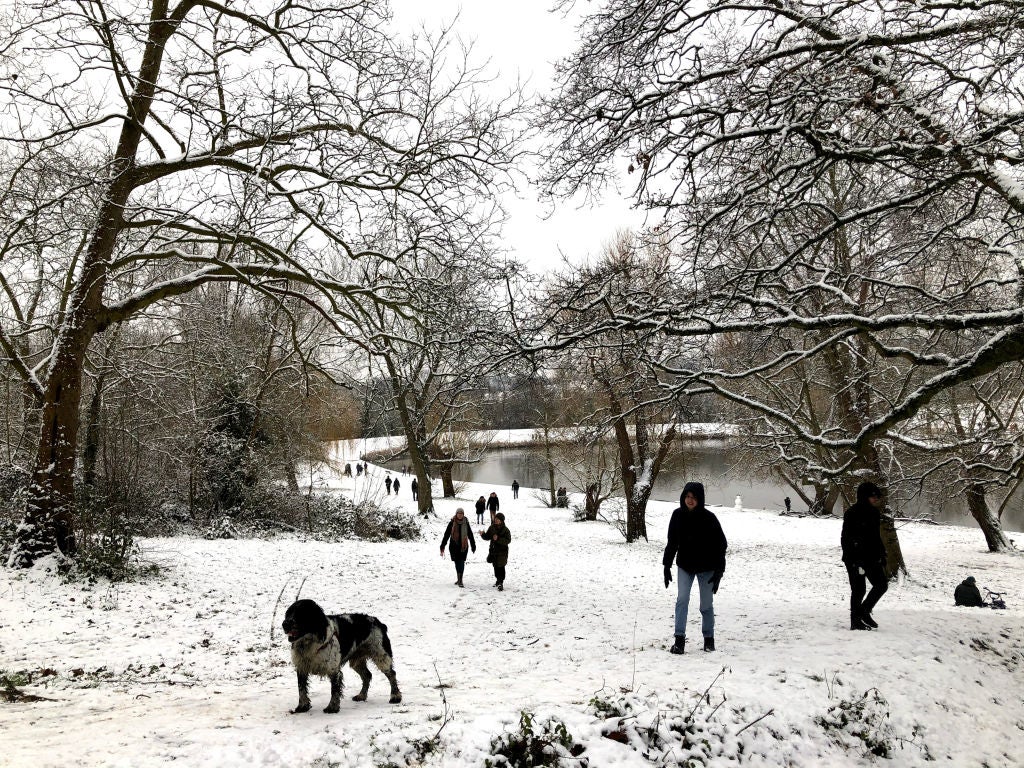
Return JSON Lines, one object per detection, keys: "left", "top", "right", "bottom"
{"left": 1, "top": 469, "right": 1022, "bottom": 767}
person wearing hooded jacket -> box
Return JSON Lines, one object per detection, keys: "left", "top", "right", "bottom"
{"left": 663, "top": 481, "right": 727, "bottom": 654}
{"left": 841, "top": 481, "right": 889, "bottom": 630}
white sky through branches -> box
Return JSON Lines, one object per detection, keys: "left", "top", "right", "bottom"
{"left": 388, "top": 0, "right": 645, "bottom": 273}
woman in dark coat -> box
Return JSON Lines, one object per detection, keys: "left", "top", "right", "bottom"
{"left": 662, "top": 481, "right": 727, "bottom": 654}
{"left": 841, "top": 481, "right": 889, "bottom": 630}
{"left": 474, "top": 495, "right": 487, "bottom": 524}
{"left": 479, "top": 512, "right": 511, "bottom": 590}
{"left": 440, "top": 507, "right": 476, "bottom": 587}
{"left": 486, "top": 491, "right": 500, "bottom": 521}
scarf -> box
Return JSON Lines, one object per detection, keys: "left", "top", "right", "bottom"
{"left": 451, "top": 516, "right": 469, "bottom": 551}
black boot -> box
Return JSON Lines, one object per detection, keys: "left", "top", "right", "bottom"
{"left": 703, "top": 636, "right": 715, "bottom": 652}
{"left": 850, "top": 611, "right": 870, "bottom": 630}
{"left": 859, "top": 608, "right": 878, "bottom": 629}
{"left": 670, "top": 635, "right": 685, "bottom": 654}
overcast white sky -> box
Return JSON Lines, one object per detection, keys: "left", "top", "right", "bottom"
{"left": 388, "top": 0, "right": 646, "bottom": 273}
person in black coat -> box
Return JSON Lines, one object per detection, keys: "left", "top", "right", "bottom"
{"left": 841, "top": 481, "right": 889, "bottom": 630}
{"left": 662, "top": 481, "right": 727, "bottom": 654}
{"left": 440, "top": 507, "right": 476, "bottom": 587}
{"left": 411, "top": 477, "right": 419, "bottom": 501}
{"left": 486, "top": 491, "right": 500, "bottom": 521}
{"left": 954, "top": 576, "right": 985, "bottom": 607}
{"left": 511, "top": 479, "right": 520, "bottom": 499}
{"left": 475, "top": 495, "right": 487, "bottom": 524}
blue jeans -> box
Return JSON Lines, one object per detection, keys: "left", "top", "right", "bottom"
{"left": 675, "top": 568, "right": 715, "bottom": 638}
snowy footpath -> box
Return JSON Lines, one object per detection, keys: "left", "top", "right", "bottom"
{"left": 1, "top": 472, "right": 1022, "bottom": 767}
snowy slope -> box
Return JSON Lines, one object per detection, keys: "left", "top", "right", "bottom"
{"left": 1, "top": 470, "right": 1022, "bottom": 767}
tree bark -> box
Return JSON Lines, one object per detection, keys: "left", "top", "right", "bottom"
{"left": 966, "top": 483, "right": 1014, "bottom": 552}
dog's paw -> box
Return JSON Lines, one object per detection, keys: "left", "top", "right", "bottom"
{"left": 389, "top": 694, "right": 403, "bottom": 704}
{"left": 351, "top": 693, "right": 367, "bottom": 702}
{"left": 291, "top": 703, "right": 311, "bottom": 714}
{"left": 323, "top": 703, "right": 340, "bottom": 714}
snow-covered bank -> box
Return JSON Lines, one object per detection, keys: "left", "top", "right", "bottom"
{"left": 1, "top": 471, "right": 1022, "bottom": 767}
{"left": 327, "top": 423, "right": 738, "bottom": 462}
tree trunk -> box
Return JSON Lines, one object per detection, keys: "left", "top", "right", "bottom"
{"left": 625, "top": 482, "right": 651, "bottom": 542}
{"left": 440, "top": 464, "right": 455, "bottom": 498}
{"left": 8, "top": 342, "right": 90, "bottom": 566}
{"left": 585, "top": 483, "right": 599, "bottom": 521}
{"left": 966, "top": 483, "right": 1014, "bottom": 552}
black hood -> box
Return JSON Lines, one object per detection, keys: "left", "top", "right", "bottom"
{"left": 680, "top": 481, "right": 706, "bottom": 509}
{"left": 855, "top": 481, "right": 882, "bottom": 505}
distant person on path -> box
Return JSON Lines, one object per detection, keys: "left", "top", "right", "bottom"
{"left": 486, "top": 491, "right": 500, "bottom": 521}
{"left": 344, "top": 463, "right": 352, "bottom": 477}
{"left": 356, "top": 463, "right": 363, "bottom": 476}
{"left": 511, "top": 479, "right": 520, "bottom": 499}
{"left": 841, "top": 481, "right": 889, "bottom": 631}
{"left": 385, "top": 474, "right": 393, "bottom": 495}
{"left": 784, "top": 496, "right": 791, "bottom": 513}
{"left": 480, "top": 513, "right": 511, "bottom": 591}
{"left": 411, "top": 478, "right": 419, "bottom": 501}
{"left": 392, "top": 478, "right": 400, "bottom": 496}
{"left": 954, "top": 576, "right": 986, "bottom": 607}
{"left": 440, "top": 507, "right": 476, "bottom": 587}
{"left": 475, "top": 495, "right": 487, "bottom": 524}
{"left": 663, "top": 481, "right": 727, "bottom": 655}
{"left": 556, "top": 487, "right": 568, "bottom": 508}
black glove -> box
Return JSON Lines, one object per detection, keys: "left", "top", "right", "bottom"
{"left": 711, "top": 571, "right": 723, "bottom": 594}
{"left": 664, "top": 565, "right": 672, "bottom": 589}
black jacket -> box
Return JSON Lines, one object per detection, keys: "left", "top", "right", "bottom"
{"left": 663, "top": 482, "right": 727, "bottom": 575}
{"left": 841, "top": 483, "right": 886, "bottom": 567}
{"left": 440, "top": 516, "right": 476, "bottom": 562}
{"left": 954, "top": 577, "right": 985, "bottom": 607}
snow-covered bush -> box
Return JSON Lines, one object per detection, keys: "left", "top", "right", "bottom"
{"left": 816, "top": 688, "right": 897, "bottom": 758}
{"left": 486, "top": 710, "right": 587, "bottom": 768}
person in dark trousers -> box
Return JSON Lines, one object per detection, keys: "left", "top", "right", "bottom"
{"left": 784, "top": 496, "right": 791, "bottom": 512}
{"left": 480, "top": 512, "right": 511, "bottom": 590}
{"left": 511, "top": 479, "right": 520, "bottom": 499}
{"left": 486, "top": 491, "right": 500, "bottom": 521}
{"left": 841, "top": 481, "right": 889, "bottom": 630}
{"left": 411, "top": 477, "right": 419, "bottom": 501}
{"left": 385, "top": 474, "right": 393, "bottom": 495}
{"left": 955, "top": 576, "right": 986, "bottom": 607}
{"left": 392, "top": 478, "right": 400, "bottom": 496}
{"left": 475, "top": 495, "right": 487, "bottom": 524}
{"left": 356, "top": 463, "right": 363, "bottom": 476}
{"left": 663, "top": 481, "right": 727, "bottom": 654}
{"left": 440, "top": 507, "right": 476, "bottom": 587}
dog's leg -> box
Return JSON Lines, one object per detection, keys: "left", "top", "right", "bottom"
{"left": 372, "top": 654, "right": 402, "bottom": 704}
{"left": 350, "top": 659, "right": 372, "bottom": 701}
{"left": 293, "top": 672, "right": 312, "bottom": 713}
{"left": 324, "top": 669, "right": 342, "bottom": 713}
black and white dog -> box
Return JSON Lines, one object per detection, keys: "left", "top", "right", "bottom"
{"left": 282, "top": 598, "right": 402, "bottom": 713}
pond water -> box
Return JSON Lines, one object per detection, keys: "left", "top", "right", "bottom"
{"left": 381, "top": 444, "right": 1024, "bottom": 533}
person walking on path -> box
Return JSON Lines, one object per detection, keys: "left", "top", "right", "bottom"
{"left": 411, "top": 478, "right": 419, "bottom": 501}
{"left": 392, "top": 478, "right": 400, "bottom": 496}
{"left": 486, "top": 491, "right": 500, "bottom": 521}
{"left": 663, "top": 481, "right": 727, "bottom": 655}
{"left": 784, "top": 496, "right": 791, "bottom": 513}
{"left": 511, "top": 480, "right": 520, "bottom": 499}
{"left": 480, "top": 513, "right": 511, "bottom": 590}
{"left": 841, "top": 481, "right": 889, "bottom": 630}
{"left": 475, "top": 495, "right": 487, "bottom": 524}
{"left": 440, "top": 508, "right": 476, "bottom": 587}
{"left": 385, "top": 474, "right": 393, "bottom": 495}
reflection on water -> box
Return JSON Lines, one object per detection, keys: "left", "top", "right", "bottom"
{"left": 384, "top": 444, "right": 1024, "bottom": 532}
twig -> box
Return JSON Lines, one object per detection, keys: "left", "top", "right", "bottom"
{"left": 294, "top": 575, "right": 308, "bottom": 601}
{"left": 431, "top": 662, "right": 454, "bottom": 742}
{"left": 270, "top": 576, "right": 294, "bottom": 642}
{"left": 687, "top": 666, "right": 727, "bottom": 721}
{"left": 736, "top": 709, "right": 774, "bottom": 735}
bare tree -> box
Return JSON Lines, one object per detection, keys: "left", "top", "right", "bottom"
{"left": 0, "top": 0, "right": 521, "bottom": 566}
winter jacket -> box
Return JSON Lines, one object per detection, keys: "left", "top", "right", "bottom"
{"left": 954, "top": 577, "right": 985, "bottom": 607}
{"left": 440, "top": 517, "right": 476, "bottom": 562}
{"left": 481, "top": 523, "right": 511, "bottom": 567}
{"left": 486, "top": 495, "right": 500, "bottom": 514}
{"left": 475, "top": 498, "right": 486, "bottom": 516}
{"left": 841, "top": 482, "right": 887, "bottom": 568}
{"left": 662, "top": 482, "right": 727, "bottom": 575}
